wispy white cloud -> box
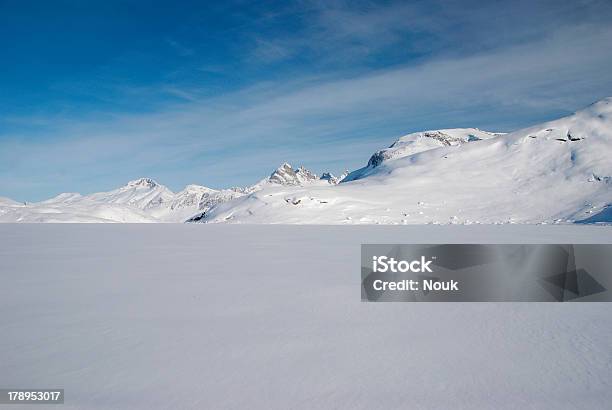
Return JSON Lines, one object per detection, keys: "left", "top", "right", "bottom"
{"left": 2, "top": 0, "right": 612, "bottom": 201}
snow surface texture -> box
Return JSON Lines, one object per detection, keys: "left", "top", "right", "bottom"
{"left": 1, "top": 99, "right": 611, "bottom": 223}
{"left": 1, "top": 224, "right": 611, "bottom": 409}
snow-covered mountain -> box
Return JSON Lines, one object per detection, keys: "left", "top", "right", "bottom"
{"left": 201, "top": 98, "right": 612, "bottom": 224}
{"left": 268, "top": 163, "right": 318, "bottom": 185}
{"left": 185, "top": 163, "right": 327, "bottom": 222}
{"left": 86, "top": 178, "right": 175, "bottom": 211}
{"left": 1, "top": 98, "right": 611, "bottom": 224}
{"left": 344, "top": 128, "right": 501, "bottom": 181}
{"left": 0, "top": 196, "right": 157, "bottom": 223}
{"left": 0, "top": 163, "right": 328, "bottom": 222}
{"left": 0, "top": 179, "right": 248, "bottom": 223}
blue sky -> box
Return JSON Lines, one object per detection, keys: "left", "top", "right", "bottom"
{"left": 2, "top": 0, "right": 612, "bottom": 201}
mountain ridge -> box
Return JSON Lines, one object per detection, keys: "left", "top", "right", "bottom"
{"left": 1, "top": 98, "right": 611, "bottom": 224}
{"left": 201, "top": 98, "right": 612, "bottom": 224}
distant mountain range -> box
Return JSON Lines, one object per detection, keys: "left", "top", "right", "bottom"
{"left": 0, "top": 163, "right": 347, "bottom": 223}
{"left": 1, "top": 98, "right": 611, "bottom": 224}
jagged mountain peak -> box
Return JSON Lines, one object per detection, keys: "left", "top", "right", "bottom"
{"left": 320, "top": 170, "right": 349, "bottom": 185}
{"left": 126, "top": 177, "right": 160, "bottom": 188}
{"left": 320, "top": 172, "right": 335, "bottom": 181}
{"left": 268, "top": 163, "right": 318, "bottom": 185}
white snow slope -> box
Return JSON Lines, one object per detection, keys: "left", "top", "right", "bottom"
{"left": 344, "top": 128, "right": 501, "bottom": 181}
{"left": 203, "top": 99, "right": 612, "bottom": 224}
{"left": 1, "top": 98, "right": 611, "bottom": 223}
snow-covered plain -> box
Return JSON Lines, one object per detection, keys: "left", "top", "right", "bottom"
{"left": 1, "top": 98, "right": 611, "bottom": 224}
{"left": 1, "top": 224, "right": 612, "bottom": 409}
